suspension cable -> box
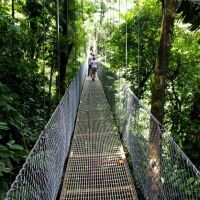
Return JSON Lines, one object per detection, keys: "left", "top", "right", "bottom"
{"left": 105, "top": 0, "right": 108, "bottom": 65}
{"left": 163, "top": 0, "right": 166, "bottom": 78}
{"left": 43, "top": 0, "right": 46, "bottom": 125}
{"left": 137, "top": 0, "right": 140, "bottom": 92}
{"left": 57, "top": 0, "right": 60, "bottom": 101}
{"left": 112, "top": 0, "right": 114, "bottom": 30}
{"left": 118, "top": 0, "right": 120, "bottom": 24}
{"left": 80, "top": 0, "right": 83, "bottom": 58}
{"left": 108, "top": 0, "right": 111, "bottom": 61}
{"left": 118, "top": 0, "right": 121, "bottom": 67}
{"left": 125, "top": 0, "right": 128, "bottom": 80}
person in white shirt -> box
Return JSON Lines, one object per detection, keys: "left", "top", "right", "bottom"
{"left": 91, "top": 55, "right": 99, "bottom": 81}
{"left": 88, "top": 52, "right": 94, "bottom": 76}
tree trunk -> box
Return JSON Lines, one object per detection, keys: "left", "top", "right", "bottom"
{"left": 151, "top": 0, "right": 176, "bottom": 122}
{"left": 63, "top": 0, "right": 68, "bottom": 35}
{"left": 56, "top": 0, "right": 71, "bottom": 96}
{"left": 59, "top": 43, "right": 73, "bottom": 95}
{"left": 148, "top": 1, "right": 177, "bottom": 199}
{"left": 12, "top": 0, "right": 15, "bottom": 19}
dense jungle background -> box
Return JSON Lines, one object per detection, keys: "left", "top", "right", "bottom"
{"left": 0, "top": 0, "right": 199, "bottom": 198}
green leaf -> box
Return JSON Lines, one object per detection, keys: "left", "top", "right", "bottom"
{"left": 7, "top": 140, "right": 24, "bottom": 150}
{"left": 0, "top": 145, "right": 13, "bottom": 158}
{"left": 0, "top": 122, "right": 10, "bottom": 130}
{"left": 0, "top": 145, "right": 8, "bottom": 151}
{"left": 0, "top": 171, "right": 3, "bottom": 176}
{"left": 5, "top": 158, "right": 13, "bottom": 169}
{"left": 11, "top": 144, "right": 24, "bottom": 150}
{"left": 9, "top": 120, "right": 20, "bottom": 130}
{"left": 7, "top": 140, "right": 15, "bottom": 146}
{"left": 1, "top": 167, "right": 12, "bottom": 173}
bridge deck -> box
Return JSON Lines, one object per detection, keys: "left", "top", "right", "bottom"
{"left": 60, "top": 76, "right": 138, "bottom": 200}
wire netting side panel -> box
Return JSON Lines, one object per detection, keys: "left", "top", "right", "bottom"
{"left": 5, "top": 61, "right": 88, "bottom": 200}
{"left": 160, "top": 137, "right": 200, "bottom": 200}
{"left": 98, "top": 66, "right": 200, "bottom": 200}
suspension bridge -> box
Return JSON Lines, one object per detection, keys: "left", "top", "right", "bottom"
{"left": 5, "top": 61, "right": 200, "bottom": 200}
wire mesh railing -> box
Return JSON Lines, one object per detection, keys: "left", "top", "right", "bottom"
{"left": 98, "top": 65, "right": 200, "bottom": 200}
{"left": 5, "top": 61, "right": 88, "bottom": 200}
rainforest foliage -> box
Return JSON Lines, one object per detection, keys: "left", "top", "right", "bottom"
{"left": 97, "top": 0, "right": 200, "bottom": 168}
{"left": 0, "top": 0, "right": 199, "bottom": 198}
{"left": 0, "top": 0, "right": 95, "bottom": 197}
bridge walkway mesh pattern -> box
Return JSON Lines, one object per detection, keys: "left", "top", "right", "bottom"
{"left": 60, "top": 76, "right": 138, "bottom": 200}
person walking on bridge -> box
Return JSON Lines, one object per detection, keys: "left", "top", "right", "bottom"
{"left": 91, "top": 55, "right": 99, "bottom": 81}
{"left": 88, "top": 51, "right": 94, "bottom": 76}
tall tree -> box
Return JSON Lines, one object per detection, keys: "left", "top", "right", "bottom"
{"left": 148, "top": 2, "right": 200, "bottom": 195}
{"left": 148, "top": 0, "right": 177, "bottom": 199}
{"left": 57, "top": 0, "right": 74, "bottom": 96}
{"left": 150, "top": 0, "right": 177, "bottom": 123}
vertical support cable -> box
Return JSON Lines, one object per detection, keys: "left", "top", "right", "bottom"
{"left": 43, "top": 0, "right": 46, "bottom": 125}
{"left": 125, "top": 0, "right": 128, "bottom": 80}
{"left": 118, "top": 0, "right": 120, "bottom": 24}
{"left": 118, "top": 0, "right": 121, "bottom": 64}
{"left": 163, "top": 0, "right": 166, "bottom": 78}
{"left": 160, "top": 0, "right": 166, "bottom": 198}
{"left": 42, "top": 3, "right": 47, "bottom": 188}
{"left": 118, "top": 0, "right": 120, "bottom": 60}
{"left": 137, "top": 0, "right": 140, "bottom": 93}
{"left": 79, "top": 0, "right": 82, "bottom": 57}
{"left": 105, "top": 0, "right": 108, "bottom": 66}
{"left": 109, "top": 0, "right": 111, "bottom": 61}
{"left": 112, "top": 0, "right": 114, "bottom": 29}
{"left": 66, "top": 0, "right": 69, "bottom": 86}
{"left": 57, "top": 0, "right": 60, "bottom": 101}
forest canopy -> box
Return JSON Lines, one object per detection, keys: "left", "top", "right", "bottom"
{"left": 0, "top": 0, "right": 199, "bottom": 198}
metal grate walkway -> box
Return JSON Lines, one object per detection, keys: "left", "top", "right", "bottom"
{"left": 60, "top": 76, "right": 138, "bottom": 200}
